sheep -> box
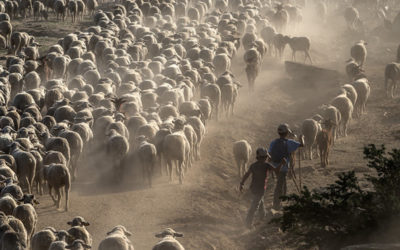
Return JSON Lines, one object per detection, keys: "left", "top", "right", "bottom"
{"left": 68, "top": 0, "right": 78, "bottom": 23}
{"left": 232, "top": 140, "right": 252, "bottom": 178}
{"left": 0, "top": 180, "right": 23, "bottom": 200}
{"left": 0, "top": 159, "right": 18, "bottom": 182}
{"left": 351, "top": 41, "right": 367, "bottom": 67}
{"left": 183, "top": 124, "right": 198, "bottom": 168}
{"left": 106, "top": 129, "right": 129, "bottom": 180}
{"left": 152, "top": 228, "right": 184, "bottom": 250}
{"left": 186, "top": 116, "right": 205, "bottom": 161}
{"left": 318, "top": 105, "right": 341, "bottom": 143}
{"left": 301, "top": 119, "right": 320, "bottom": 160}
{"left": 98, "top": 225, "right": 133, "bottom": 250}
{"left": 66, "top": 239, "right": 91, "bottom": 250}
{"left": 86, "top": 0, "right": 97, "bottom": 16}
{"left": 33, "top": 1, "right": 45, "bottom": 21}
{"left": 76, "top": 0, "right": 85, "bottom": 21}
{"left": 136, "top": 136, "right": 157, "bottom": 187}
{"left": 284, "top": 36, "right": 312, "bottom": 64}
{"left": 272, "top": 4, "right": 289, "bottom": 33}
{"left": 200, "top": 83, "right": 221, "bottom": 121}
{"left": 178, "top": 101, "right": 201, "bottom": 118}
{"left": 0, "top": 21, "right": 12, "bottom": 48}
{"left": 344, "top": 7, "right": 360, "bottom": 31}
{"left": 54, "top": 0, "right": 66, "bottom": 21}
{"left": 351, "top": 78, "right": 371, "bottom": 117}
{"left": 342, "top": 84, "right": 358, "bottom": 108}
{"left": 9, "top": 142, "right": 36, "bottom": 193}
{"left": 43, "top": 163, "right": 70, "bottom": 211}
{"left": 31, "top": 227, "right": 57, "bottom": 250}
{"left": 197, "top": 98, "right": 211, "bottom": 125}
{"left": 66, "top": 216, "right": 92, "bottom": 246}
{"left": 221, "top": 83, "right": 238, "bottom": 117}
{"left": 242, "top": 32, "right": 257, "bottom": 51}
{"left": 330, "top": 91, "right": 354, "bottom": 137}
{"left": 260, "top": 25, "right": 276, "bottom": 53}
{"left": 213, "top": 53, "right": 231, "bottom": 77}
{"left": 384, "top": 62, "right": 400, "bottom": 98}
{"left": 0, "top": 194, "right": 17, "bottom": 215}
{"left": 10, "top": 32, "right": 34, "bottom": 55}
{"left": 1, "top": 229, "right": 27, "bottom": 250}
{"left": 346, "top": 59, "right": 365, "bottom": 81}
{"left": 49, "top": 230, "right": 72, "bottom": 250}
{"left": 316, "top": 120, "right": 336, "bottom": 168}
{"left": 56, "top": 128, "right": 83, "bottom": 181}
{"left": 39, "top": 132, "right": 71, "bottom": 166}
{"left": 272, "top": 34, "right": 287, "bottom": 59}
{"left": 244, "top": 48, "right": 261, "bottom": 91}
{"left": 12, "top": 194, "right": 38, "bottom": 245}
{"left": 24, "top": 71, "right": 41, "bottom": 90}
{"left": 162, "top": 133, "right": 189, "bottom": 184}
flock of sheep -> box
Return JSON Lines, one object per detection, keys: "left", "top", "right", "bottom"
{"left": 0, "top": 0, "right": 396, "bottom": 249}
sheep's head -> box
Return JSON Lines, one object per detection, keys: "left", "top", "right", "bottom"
{"left": 18, "top": 194, "right": 39, "bottom": 205}
{"left": 67, "top": 216, "right": 90, "bottom": 227}
{"left": 66, "top": 239, "right": 91, "bottom": 249}
{"left": 107, "top": 225, "right": 132, "bottom": 237}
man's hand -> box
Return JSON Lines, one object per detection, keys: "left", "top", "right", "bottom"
{"left": 299, "top": 135, "right": 305, "bottom": 146}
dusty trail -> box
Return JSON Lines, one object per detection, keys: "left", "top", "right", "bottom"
{"left": 35, "top": 50, "right": 340, "bottom": 249}
{"left": 35, "top": 24, "right": 400, "bottom": 250}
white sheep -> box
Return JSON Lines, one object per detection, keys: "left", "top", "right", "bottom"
{"left": 233, "top": 140, "right": 252, "bottom": 178}
{"left": 331, "top": 90, "right": 354, "bottom": 137}
{"left": 318, "top": 105, "right": 341, "bottom": 143}
{"left": 342, "top": 84, "right": 358, "bottom": 108}
{"left": 43, "top": 163, "right": 71, "bottom": 211}
{"left": 351, "top": 78, "right": 371, "bottom": 117}
{"left": 152, "top": 228, "right": 184, "bottom": 250}
{"left": 301, "top": 119, "right": 320, "bottom": 160}
{"left": 98, "top": 225, "right": 134, "bottom": 250}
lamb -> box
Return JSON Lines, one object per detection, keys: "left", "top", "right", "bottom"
{"left": 1, "top": 229, "right": 27, "bottom": 250}
{"left": 12, "top": 194, "right": 38, "bottom": 245}
{"left": 272, "top": 4, "right": 289, "bottom": 33}
{"left": 330, "top": 90, "right": 354, "bottom": 137}
{"left": 351, "top": 78, "right": 371, "bottom": 117}
{"left": 10, "top": 32, "right": 34, "bottom": 56}
{"left": 43, "top": 163, "right": 70, "bottom": 211}
{"left": 33, "top": 1, "right": 45, "bottom": 21}
{"left": 233, "top": 140, "right": 252, "bottom": 178}
{"left": 66, "top": 216, "right": 92, "bottom": 246}
{"left": 136, "top": 136, "right": 157, "bottom": 187}
{"left": 316, "top": 120, "right": 336, "bottom": 168}
{"left": 284, "top": 36, "right": 312, "bottom": 64}
{"left": 351, "top": 41, "right": 367, "bottom": 67}
{"left": 384, "top": 62, "right": 400, "bottom": 98}
{"left": 186, "top": 116, "right": 205, "bottom": 161}
{"left": 272, "top": 34, "right": 287, "bottom": 59}
{"left": 98, "top": 225, "right": 134, "bottom": 250}
{"left": 152, "top": 228, "right": 184, "bottom": 250}
{"left": 31, "top": 227, "right": 57, "bottom": 250}
{"left": 260, "top": 25, "right": 276, "bottom": 53}
{"left": 39, "top": 132, "right": 71, "bottom": 166}
{"left": 0, "top": 180, "right": 23, "bottom": 200}
{"left": 301, "top": 119, "right": 320, "bottom": 160}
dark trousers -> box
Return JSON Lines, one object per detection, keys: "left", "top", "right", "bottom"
{"left": 273, "top": 171, "right": 287, "bottom": 210}
{"left": 245, "top": 192, "right": 265, "bottom": 227}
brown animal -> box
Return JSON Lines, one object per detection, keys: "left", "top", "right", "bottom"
{"left": 316, "top": 120, "right": 335, "bottom": 168}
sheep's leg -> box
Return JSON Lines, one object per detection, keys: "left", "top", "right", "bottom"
{"left": 236, "top": 159, "right": 241, "bottom": 178}
{"left": 48, "top": 185, "right": 57, "bottom": 205}
{"left": 56, "top": 188, "right": 61, "bottom": 209}
{"left": 65, "top": 185, "right": 69, "bottom": 211}
{"left": 306, "top": 51, "right": 313, "bottom": 65}
{"left": 326, "top": 147, "right": 330, "bottom": 166}
{"left": 167, "top": 160, "right": 172, "bottom": 182}
{"left": 178, "top": 160, "right": 184, "bottom": 184}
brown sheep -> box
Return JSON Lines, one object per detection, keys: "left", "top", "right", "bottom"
{"left": 316, "top": 120, "right": 335, "bottom": 168}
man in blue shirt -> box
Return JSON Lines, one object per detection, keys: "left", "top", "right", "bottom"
{"left": 269, "top": 124, "right": 304, "bottom": 210}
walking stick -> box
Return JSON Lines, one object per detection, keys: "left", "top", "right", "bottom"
{"left": 298, "top": 148, "right": 302, "bottom": 190}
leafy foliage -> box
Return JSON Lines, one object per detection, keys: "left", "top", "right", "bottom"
{"left": 272, "top": 144, "right": 400, "bottom": 249}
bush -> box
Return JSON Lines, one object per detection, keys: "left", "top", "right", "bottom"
{"left": 272, "top": 144, "right": 400, "bottom": 249}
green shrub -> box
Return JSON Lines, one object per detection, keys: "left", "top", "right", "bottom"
{"left": 272, "top": 144, "right": 400, "bottom": 249}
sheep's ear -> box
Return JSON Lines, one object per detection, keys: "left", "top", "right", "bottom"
{"left": 124, "top": 229, "right": 132, "bottom": 236}
{"left": 67, "top": 221, "right": 72, "bottom": 225}
{"left": 83, "top": 243, "right": 92, "bottom": 249}
{"left": 33, "top": 199, "right": 40, "bottom": 205}
{"left": 83, "top": 221, "right": 90, "bottom": 226}
{"left": 155, "top": 233, "right": 164, "bottom": 238}
{"left": 174, "top": 232, "right": 184, "bottom": 237}
{"left": 65, "top": 245, "right": 73, "bottom": 249}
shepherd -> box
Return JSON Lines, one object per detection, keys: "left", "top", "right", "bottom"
{"left": 269, "top": 124, "right": 304, "bottom": 210}
{"left": 239, "top": 147, "right": 285, "bottom": 229}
